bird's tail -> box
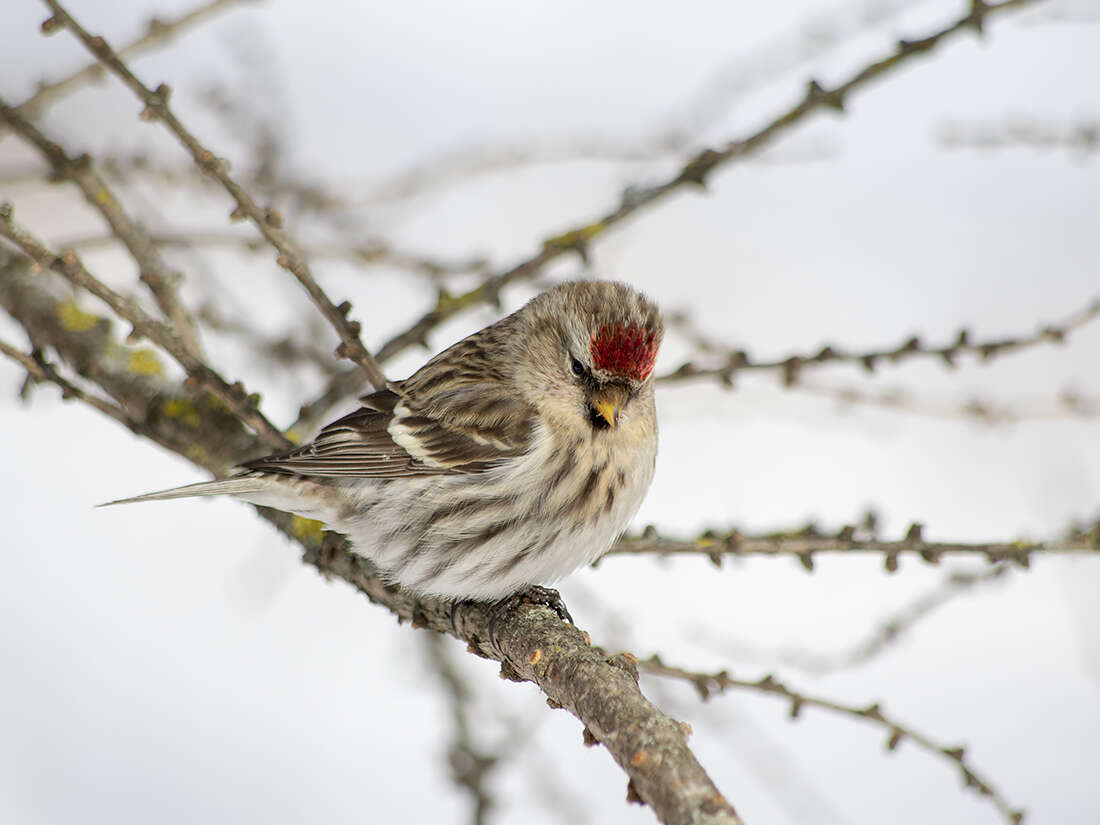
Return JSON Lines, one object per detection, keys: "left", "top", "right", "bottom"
{"left": 97, "top": 476, "right": 266, "bottom": 507}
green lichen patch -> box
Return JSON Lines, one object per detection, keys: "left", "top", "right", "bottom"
{"left": 162, "top": 397, "right": 201, "bottom": 429}
{"left": 57, "top": 301, "right": 101, "bottom": 333}
{"left": 292, "top": 515, "right": 325, "bottom": 547}
{"left": 127, "top": 348, "right": 164, "bottom": 376}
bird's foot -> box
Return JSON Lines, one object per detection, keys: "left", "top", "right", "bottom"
{"left": 487, "top": 585, "right": 573, "bottom": 652}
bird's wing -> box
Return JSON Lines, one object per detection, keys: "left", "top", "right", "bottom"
{"left": 239, "top": 382, "right": 534, "bottom": 479}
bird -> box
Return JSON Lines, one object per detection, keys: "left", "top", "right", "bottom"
{"left": 105, "top": 280, "right": 663, "bottom": 609}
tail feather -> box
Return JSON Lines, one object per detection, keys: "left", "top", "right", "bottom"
{"left": 98, "top": 476, "right": 266, "bottom": 507}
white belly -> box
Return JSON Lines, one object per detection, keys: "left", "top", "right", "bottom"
{"left": 241, "top": 423, "right": 656, "bottom": 601}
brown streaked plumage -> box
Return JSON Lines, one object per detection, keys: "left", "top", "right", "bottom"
{"left": 103, "top": 280, "right": 663, "bottom": 601}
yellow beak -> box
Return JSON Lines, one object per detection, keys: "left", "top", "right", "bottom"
{"left": 592, "top": 398, "right": 620, "bottom": 428}
{"left": 590, "top": 385, "right": 628, "bottom": 429}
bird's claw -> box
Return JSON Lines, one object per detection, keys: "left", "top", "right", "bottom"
{"left": 487, "top": 585, "right": 573, "bottom": 652}
{"left": 449, "top": 597, "right": 474, "bottom": 636}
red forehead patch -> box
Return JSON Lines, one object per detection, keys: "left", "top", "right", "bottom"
{"left": 589, "top": 324, "right": 658, "bottom": 381}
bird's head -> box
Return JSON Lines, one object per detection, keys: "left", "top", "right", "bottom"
{"left": 513, "top": 281, "right": 663, "bottom": 436}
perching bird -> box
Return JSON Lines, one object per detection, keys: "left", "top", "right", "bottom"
{"left": 106, "top": 280, "right": 663, "bottom": 604}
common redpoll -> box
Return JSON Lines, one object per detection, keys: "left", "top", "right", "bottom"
{"left": 107, "top": 281, "right": 663, "bottom": 602}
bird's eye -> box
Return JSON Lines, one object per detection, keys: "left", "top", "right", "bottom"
{"left": 571, "top": 357, "right": 586, "bottom": 377}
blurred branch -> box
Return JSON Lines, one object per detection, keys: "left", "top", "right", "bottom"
{"left": 295, "top": 0, "right": 1043, "bottom": 425}
{"left": 940, "top": 117, "right": 1100, "bottom": 154}
{"left": 14, "top": 0, "right": 253, "bottom": 121}
{"left": 0, "top": 128, "right": 828, "bottom": 216}
{"left": 360, "top": 137, "right": 670, "bottom": 206}
{"left": 639, "top": 654, "right": 1024, "bottom": 825}
{"left": 58, "top": 229, "right": 490, "bottom": 279}
{"left": 423, "top": 637, "right": 585, "bottom": 825}
{"left": 659, "top": 295, "right": 1100, "bottom": 388}
{"left": 1021, "top": 5, "right": 1100, "bottom": 24}
{"left": 194, "top": 74, "right": 285, "bottom": 194}
{"left": 423, "top": 634, "right": 502, "bottom": 825}
{"left": 356, "top": 137, "right": 835, "bottom": 206}
{"left": 607, "top": 520, "right": 1100, "bottom": 570}
{"left": 84, "top": 149, "right": 352, "bottom": 217}
{"left": 797, "top": 379, "right": 1100, "bottom": 425}
{"left": 0, "top": 334, "right": 138, "bottom": 430}
{"left": 41, "top": 0, "right": 389, "bottom": 392}
{"left": 195, "top": 300, "right": 340, "bottom": 379}
{"left": 0, "top": 205, "right": 289, "bottom": 449}
{"left": 695, "top": 564, "right": 1012, "bottom": 675}
{"left": 0, "top": 97, "right": 202, "bottom": 355}
{"left": 359, "top": 137, "right": 835, "bottom": 207}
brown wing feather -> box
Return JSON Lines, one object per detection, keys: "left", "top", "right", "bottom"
{"left": 240, "top": 392, "right": 434, "bottom": 478}
{"left": 240, "top": 322, "right": 534, "bottom": 479}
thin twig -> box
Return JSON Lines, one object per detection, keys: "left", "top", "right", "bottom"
{"left": 17, "top": 0, "right": 252, "bottom": 119}
{"left": 607, "top": 521, "right": 1100, "bottom": 570}
{"left": 0, "top": 205, "right": 289, "bottom": 449}
{"left": 41, "top": 0, "right": 389, "bottom": 392}
{"left": 0, "top": 97, "right": 202, "bottom": 355}
{"left": 360, "top": 137, "right": 671, "bottom": 206}
{"left": 639, "top": 654, "right": 1025, "bottom": 825}
{"left": 0, "top": 151, "right": 352, "bottom": 218}
{"left": 659, "top": 295, "right": 1100, "bottom": 388}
